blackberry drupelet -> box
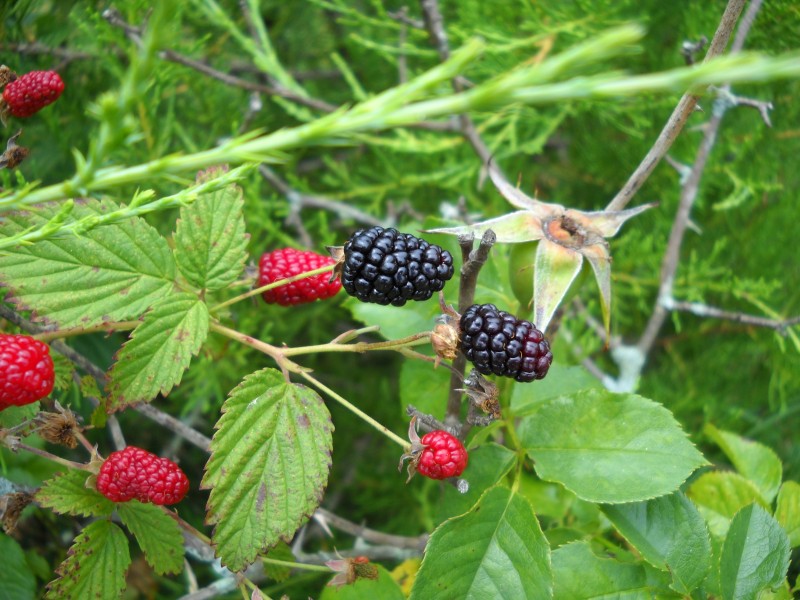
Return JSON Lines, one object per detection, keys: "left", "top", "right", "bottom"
{"left": 342, "top": 226, "right": 454, "bottom": 306}
{"left": 459, "top": 303, "right": 552, "bottom": 382}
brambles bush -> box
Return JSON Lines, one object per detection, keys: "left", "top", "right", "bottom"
{"left": 1, "top": 1, "right": 799, "bottom": 598}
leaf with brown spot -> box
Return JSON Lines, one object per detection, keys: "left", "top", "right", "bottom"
{"left": 45, "top": 520, "right": 130, "bottom": 599}
{"left": 107, "top": 292, "right": 209, "bottom": 411}
{"left": 203, "top": 368, "right": 333, "bottom": 572}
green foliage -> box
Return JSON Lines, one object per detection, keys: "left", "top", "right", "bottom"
{"left": 1, "top": 0, "right": 799, "bottom": 597}
{"left": 411, "top": 486, "right": 552, "bottom": 599}
{"left": 35, "top": 469, "right": 114, "bottom": 518}
{"left": 518, "top": 388, "right": 707, "bottom": 503}
{"left": 0, "top": 534, "right": 36, "bottom": 600}
{"left": 174, "top": 170, "right": 249, "bottom": 291}
{"left": 117, "top": 500, "right": 184, "bottom": 575}
{"left": 107, "top": 292, "right": 209, "bottom": 410}
{"left": 0, "top": 200, "right": 176, "bottom": 328}
{"left": 203, "top": 368, "right": 333, "bottom": 572}
{"left": 602, "top": 492, "right": 711, "bottom": 594}
{"left": 720, "top": 504, "right": 790, "bottom": 600}
{"left": 44, "top": 520, "right": 130, "bottom": 600}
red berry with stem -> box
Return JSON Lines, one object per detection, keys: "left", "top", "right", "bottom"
{"left": 0, "top": 334, "right": 55, "bottom": 410}
{"left": 258, "top": 248, "right": 341, "bottom": 306}
{"left": 416, "top": 430, "right": 468, "bottom": 480}
{"left": 96, "top": 446, "right": 189, "bottom": 505}
{"left": 2, "top": 71, "right": 64, "bottom": 118}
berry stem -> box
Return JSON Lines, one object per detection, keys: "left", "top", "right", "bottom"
{"left": 261, "top": 557, "right": 332, "bottom": 573}
{"left": 282, "top": 331, "right": 432, "bottom": 357}
{"left": 210, "top": 264, "right": 335, "bottom": 313}
{"left": 11, "top": 441, "right": 92, "bottom": 472}
{"left": 298, "top": 371, "right": 409, "bottom": 449}
{"left": 32, "top": 320, "right": 140, "bottom": 343}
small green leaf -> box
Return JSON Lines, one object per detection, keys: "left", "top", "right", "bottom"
{"left": 687, "top": 471, "right": 769, "bottom": 538}
{"left": 0, "top": 533, "right": 36, "bottom": 600}
{"left": 602, "top": 491, "right": 711, "bottom": 594}
{"left": 107, "top": 293, "right": 209, "bottom": 411}
{"left": 45, "top": 520, "right": 131, "bottom": 600}
{"left": 533, "top": 238, "right": 583, "bottom": 333}
{"left": 774, "top": 481, "right": 800, "bottom": 547}
{"left": 518, "top": 389, "right": 707, "bottom": 503}
{"left": 552, "top": 541, "right": 655, "bottom": 599}
{"left": 0, "top": 199, "right": 176, "bottom": 328}
{"left": 118, "top": 500, "right": 184, "bottom": 575}
{"left": 36, "top": 469, "right": 114, "bottom": 517}
{"left": 203, "top": 368, "right": 333, "bottom": 572}
{"left": 720, "top": 504, "right": 790, "bottom": 600}
{"left": 174, "top": 174, "right": 248, "bottom": 291}
{"left": 410, "top": 486, "right": 552, "bottom": 600}
{"left": 705, "top": 424, "right": 782, "bottom": 503}
{"left": 320, "top": 565, "right": 405, "bottom": 599}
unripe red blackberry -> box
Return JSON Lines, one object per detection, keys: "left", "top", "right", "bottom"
{"left": 0, "top": 333, "right": 55, "bottom": 409}
{"left": 459, "top": 303, "right": 552, "bottom": 382}
{"left": 341, "top": 226, "right": 454, "bottom": 306}
{"left": 2, "top": 70, "right": 64, "bottom": 118}
{"left": 258, "top": 248, "right": 341, "bottom": 306}
{"left": 96, "top": 446, "right": 189, "bottom": 505}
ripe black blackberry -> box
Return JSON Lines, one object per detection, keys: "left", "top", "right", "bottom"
{"left": 459, "top": 303, "right": 552, "bottom": 382}
{"left": 341, "top": 227, "right": 454, "bottom": 306}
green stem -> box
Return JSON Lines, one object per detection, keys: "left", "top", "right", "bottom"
{"left": 261, "top": 557, "right": 331, "bottom": 573}
{"left": 12, "top": 442, "right": 92, "bottom": 472}
{"left": 209, "top": 321, "right": 409, "bottom": 449}
{"left": 210, "top": 264, "right": 335, "bottom": 313}
{"left": 282, "top": 331, "right": 432, "bottom": 357}
{"left": 32, "top": 320, "right": 140, "bottom": 343}
{"left": 299, "top": 371, "right": 409, "bottom": 449}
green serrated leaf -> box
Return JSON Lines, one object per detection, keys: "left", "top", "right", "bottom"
{"left": 174, "top": 177, "right": 248, "bottom": 291}
{"left": 705, "top": 424, "right": 782, "bottom": 503}
{"left": 0, "top": 533, "right": 36, "bottom": 600}
{"left": 410, "top": 486, "right": 552, "bottom": 600}
{"left": 511, "top": 363, "right": 602, "bottom": 414}
{"left": 36, "top": 469, "right": 114, "bottom": 517}
{"left": 107, "top": 293, "right": 209, "bottom": 411}
{"left": 552, "top": 541, "right": 653, "bottom": 599}
{"left": 51, "top": 352, "right": 73, "bottom": 392}
{"left": 518, "top": 389, "right": 707, "bottom": 503}
{"left": 399, "top": 359, "right": 451, "bottom": 422}
{"left": 117, "top": 500, "right": 184, "bottom": 576}
{"left": 602, "top": 491, "right": 711, "bottom": 594}
{"left": 203, "top": 368, "right": 333, "bottom": 572}
{"left": 687, "top": 471, "right": 769, "bottom": 538}
{"left": 45, "top": 520, "right": 131, "bottom": 600}
{"left": 774, "top": 481, "right": 800, "bottom": 547}
{"left": 0, "top": 199, "right": 176, "bottom": 328}
{"left": 320, "top": 564, "right": 405, "bottom": 600}
{"left": 720, "top": 504, "right": 790, "bottom": 600}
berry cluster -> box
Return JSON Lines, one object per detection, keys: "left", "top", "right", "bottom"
{"left": 460, "top": 303, "right": 552, "bottom": 382}
{"left": 96, "top": 446, "right": 189, "bottom": 506}
{"left": 0, "top": 334, "right": 55, "bottom": 410}
{"left": 341, "top": 226, "right": 454, "bottom": 306}
{"left": 259, "top": 248, "right": 341, "bottom": 306}
{"left": 2, "top": 70, "right": 64, "bottom": 118}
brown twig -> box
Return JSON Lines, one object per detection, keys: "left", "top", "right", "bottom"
{"left": 663, "top": 299, "right": 800, "bottom": 334}
{"left": 258, "top": 165, "right": 383, "bottom": 228}
{"left": 444, "top": 231, "right": 496, "bottom": 430}
{"left": 314, "top": 507, "right": 428, "bottom": 550}
{"left": 637, "top": 0, "right": 764, "bottom": 357}
{"left": 605, "top": 0, "right": 748, "bottom": 212}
